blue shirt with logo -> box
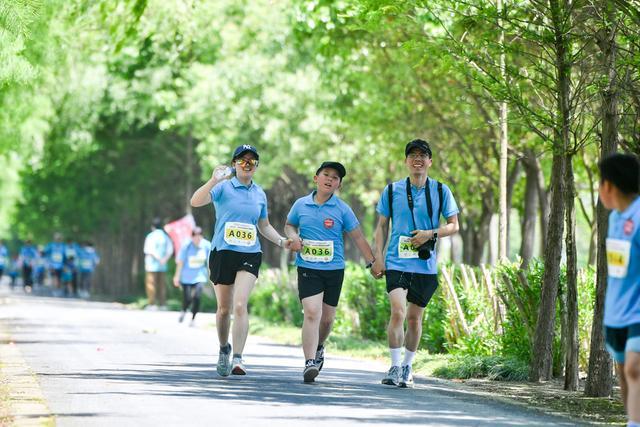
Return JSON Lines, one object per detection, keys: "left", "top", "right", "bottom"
{"left": 45, "top": 242, "right": 66, "bottom": 270}
{"left": 604, "top": 196, "right": 640, "bottom": 328}
{"left": 78, "top": 246, "right": 100, "bottom": 273}
{"left": 144, "top": 229, "right": 173, "bottom": 272}
{"left": 209, "top": 177, "right": 268, "bottom": 253}
{"left": 178, "top": 238, "right": 212, "bottom": 284}
{"left": 376, "top": 178, "right": 459, "bottom": 275}
{"left": 287, "top": 192, "right": 359, "bottom": 270}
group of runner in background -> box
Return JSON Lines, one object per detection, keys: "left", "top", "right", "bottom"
{"left": 0, "top": 232, "right": 100, "bottom": 298}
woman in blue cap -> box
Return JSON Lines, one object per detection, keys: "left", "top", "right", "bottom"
{"left": 191, "top": 144, "right": 293, "bottom": 377}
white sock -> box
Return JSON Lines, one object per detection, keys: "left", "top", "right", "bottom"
{"left": 403, "top": 349, "right": 416, "bottom": 367}
{"left": 390, "top": 347, "right": 402, "bottom": 367}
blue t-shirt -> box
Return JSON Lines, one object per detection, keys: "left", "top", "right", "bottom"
{"left": 78, "top": 246, "right": 100, "bottom": 273}
{"left": 210, "top": 177, "right": 268, "bottom": 253}
{"left": 376, "top": 178, "right": 459, "bottom": 275}
{"left": 64, "top": 242, "right": 80, "bottom": 268}
{"left": 45, "top": 242, "right": 66, "bottom": 269}
{"left": 287, "top": 192, "right": 359, "bottom": 270}
{"left": 178, "top": 238, "right": 212, "bottom": 284}
{"left": 144, "top": 229, "right": 173, "bottom": 272}
{"left": 604, "top": 196, "right": 640, "bottom": 328}
{"left": 0, "top": 245, "right": 8, "bottom": 268}
{"left": 20, "top": 245, "right": 39, "bottom": 267}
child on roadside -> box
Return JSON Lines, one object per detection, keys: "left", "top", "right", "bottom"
{"left": 599, "top": 153, "right": 640, "bottom": 427}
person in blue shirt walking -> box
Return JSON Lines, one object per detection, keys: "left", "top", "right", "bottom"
{"left": 285, "top": 161, "right": 375, "bottom": 383}
{"left": 65, "top": 238, "right": 81, "bottom": 296}
{"left": 0, "top": 239, "right": 8, "bottom": 280}
{"left": 173, "top": 226, "right": 211, "bottom": 327}
{"left": 44, "top": 233, "right": 66, "bottom": 293}
{"left": 143, "top": 218, "right": 174, "bottom": 308}
{"left": 78, "top": 241, "right": 100, "bottom": 298}
{"left": 19, "top": 239, "right": 38, "bottom": 292}
{"left": 191, "top": 144, "right": 293, "bottom": 377}
{"left": 599, "top": 153, "right": 640, "bottom": 427}
{"left": 372, "top": 139, "right": 460, "bottom": 388}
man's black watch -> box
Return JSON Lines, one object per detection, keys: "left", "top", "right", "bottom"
{"left": 365, "top": 258, "right": 375, "bottom": 269}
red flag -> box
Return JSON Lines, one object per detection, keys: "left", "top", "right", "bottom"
{"left": 164, "top": 214, "right": 196, "bottom": 257}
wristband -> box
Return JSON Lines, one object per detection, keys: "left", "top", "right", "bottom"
{"left": 365, "top": 258, "right": 375, "bottom": 269}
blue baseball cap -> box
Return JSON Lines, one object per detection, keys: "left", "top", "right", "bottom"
{"left": 232, "top": 144, "right": 259, "bottom": 161}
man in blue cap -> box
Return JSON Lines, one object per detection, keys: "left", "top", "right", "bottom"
{"left": 372, "top": 139, "right": 460, "bottom": 388}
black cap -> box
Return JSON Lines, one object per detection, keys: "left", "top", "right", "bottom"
{"left": 232, "top": 144, "right": 259, "bottom": 161}
{"left": 316, "top": 161, "right": 346, "bottom": 179}
{"left": 405, "top": 139, "right": 432, "bottom": 158}
{"left": 152, "top": 217, "right": 163, "bottom": 229}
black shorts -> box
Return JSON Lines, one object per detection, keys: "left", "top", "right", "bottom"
{"left": 605, "top": 323, "right": 640, "bottom": 362}
{"left": 50, "top": 268, "right": 63, "bottom": 280}
{"left": 297, "top": 267, "right": 345, "bottom": 307}
{"left": 209, "top": 249, "right": 261, "bottom": 285}
{"left": 385, "top": 270, "right": 438, "bottom": 308}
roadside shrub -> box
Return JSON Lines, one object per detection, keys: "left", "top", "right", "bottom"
{"left": 249, "top": 268, "right": 303, "bottom": 327}
{"left": 433, "top": 354, "right": 529, "bottom": 381}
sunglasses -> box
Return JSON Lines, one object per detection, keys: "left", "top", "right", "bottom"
{"left": 235, "top": 158, "right": 259, "bottom": 168}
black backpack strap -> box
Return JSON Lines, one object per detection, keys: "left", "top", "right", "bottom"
{"left": 424, "top": 178, "right": 434, "bottom": 230}
{"left": 387, "top": 183, "right": 393, "bottom": 221}
{"left": 437, "top": 181, "right": 443, "bottom": 219}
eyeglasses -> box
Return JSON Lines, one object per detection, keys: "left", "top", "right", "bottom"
{"left": 235, "top": 158, "right": 259, "bottom": 168}
{"left": 407, "top": 153, "right": 429, "bottom": 160}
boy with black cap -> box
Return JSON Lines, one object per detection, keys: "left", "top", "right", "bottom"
{"left": 285, "top": 161, "right": 376, "bottom": 383}
{"left": 599, "top": 153, "right": 640, "bottom": 427}
{"left": 371, "top": 139, "right": 459, "bottom": 388}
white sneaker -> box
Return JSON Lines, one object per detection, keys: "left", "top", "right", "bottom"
{"left": 381, "top": 365, "right": 401, "bottom": 386}
{"left": 178, "top": 311, "right": 186, "bottom": 323}
{"left": 189, "top": 319, "right": 195, "bottom": 327}
{"left": 231, "top": 356, "right": 246, "bottom": 375}
{"left": 398, "top": 365, "right": 414, "bottom": 388}
{"left": 216, "top": 344, "right": 232, "bottom": 377}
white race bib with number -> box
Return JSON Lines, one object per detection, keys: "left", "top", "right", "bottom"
{"left": 301, "top": 240, "right": 334, "bottom": 263}
{"left": 80, "top": 259, "right": 93, "bottom": 269}
{"left": 224, "top": 222, "right": 257, "bottom": 247}
{"left": 606, "top": 238, "right": 631, "bottom": 279}
{"left": 398, "top": 236, "right": 419, "bottom": 259}
{"left": 52, "top": 252, "right": 63, "bottom": 263}
{"left": 188, "top": 249, "right": 207, "bottom": 269}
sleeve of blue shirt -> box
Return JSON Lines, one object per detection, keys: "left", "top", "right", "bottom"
{"left": 259, "top": 188, "right": 268, "bottom": 219}
{"left": 286, "top": 199, "right": 301, "bottom": 227}
{"left": 342, "top": 202, "right": 360, "bottom": 232}
{"left": 210, "top": 181, "right": 226, "bottom": 202}
{"left": 441, "top": 183, "right": 460, "bottom": 219}
{"left": 376, "top": 184, "right": 391, "bottom": 218}
{"left": 178, "top": 242, "right": 189, "bottom": 263}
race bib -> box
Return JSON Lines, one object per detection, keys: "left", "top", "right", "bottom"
{"left": 398, "top": 236, "right": 419, "bottom": 259}
{"left": 224, "top": 222, "right": 257, "bottom": 247}
{"left": 80, "top": 259, "right": 93, "bottom": 269}
{"left": 606, "top": 238, "right": 631, "bottom": 279}
{"left": 188, "top": 250, "right": 207, "bottom": 269}
{"left": 52, "top": 252, "right": 63, "bottom": 263}
{"left": 300, "top": 240, "right": 334, "bottom": 263}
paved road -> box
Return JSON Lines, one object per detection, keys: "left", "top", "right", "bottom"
{"left": 0, "top": 290, "right": 587, "bottom": 426}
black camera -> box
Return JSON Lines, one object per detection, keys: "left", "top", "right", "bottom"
{"left": 417, "top": 238, "right": 436, "bottom": 260}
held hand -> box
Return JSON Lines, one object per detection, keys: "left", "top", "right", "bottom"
{"left": 410, "top": 229, "right": 430, "bottom": 247}
{"left": 286, "top": 237, "right": 303, "bottom": 252}
{"left": 370, "top": 259, "right": 385, "bottom": 279}
{"left": 172, "top": 276, "right": 180, "bottom": 288}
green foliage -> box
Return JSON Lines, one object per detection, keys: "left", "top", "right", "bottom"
{"left": 249, "top": 268, "right": 303, "bottom": 327}
{"left": 433, "top": 354, "right": 529, "bottom": 381}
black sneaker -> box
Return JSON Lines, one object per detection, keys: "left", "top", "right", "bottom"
{"left": 315, "top": 345, "right": 325, "bottom": 372}
{"left": 303, "top": 360, "right": 319, "bottom": 383}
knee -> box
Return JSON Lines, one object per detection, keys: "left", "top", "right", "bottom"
{"left": 320, "top": 316, "right": 335, "bottom": 329}
{"left": 217, "top": 305, "right": 231, "bottom": 317}
{"left": 304, "top": 308, "right": 321, "bottom": 323}
{"left": 406, "top": 315, "right": 422, "bottom": 330}
{"left": 233, "top": 301, "right": 248, "bottom": 317}
{"left": 624, "top": 361, "right": 640, "bottom": 382}
{"left": 389, "top": 307, "right": 405, "bottom": 324}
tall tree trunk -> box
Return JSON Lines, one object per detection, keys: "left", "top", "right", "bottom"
{"left": 497, "top": 0, "right": 509, "bottom": 261}
{"left": 530, "top": 0, "right": 571, "bottom": 382}
{"left": 564, "top": 156, "right": 579, "bottom": 391}
{"left": 585, "top": 1, "right": 618, "bottom": 397}
{"left": 536, "top": 157, "right": 549, "bottom": 254}
{"left": 506, "top": 162, "right": 521, "bottom": 258}
{"left": 520, "top": 155, "right": 539, "bottom": 268}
